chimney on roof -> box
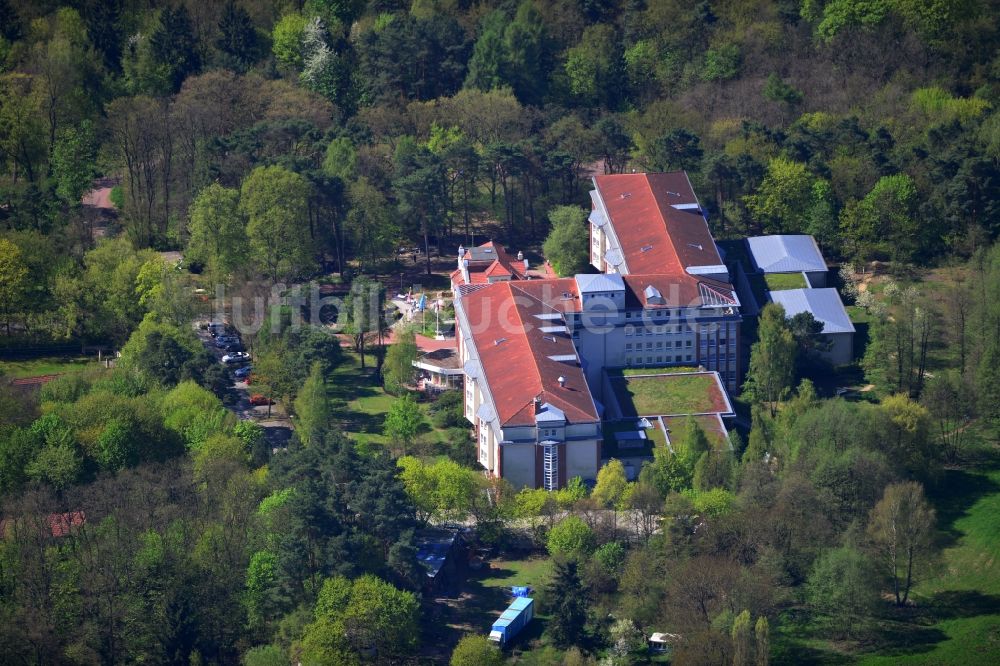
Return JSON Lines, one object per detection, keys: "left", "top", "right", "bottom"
{"left": 533, "top": 396, "right": 542, "bottom": 413}
{"left": 517, "top": 250, "right": 524, "bottom": 261}
{"left": 557, "top": 376, "right": 566, "bottom": 388}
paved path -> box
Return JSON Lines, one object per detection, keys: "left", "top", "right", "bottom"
{"left": 416, "top": 334, "right": 456, "bottom": 352}
{"left": 389, "top": 297, "right": 457, "bottom": 352}
{"left": 81, "top": 176, "right": 118, "bottom": 210}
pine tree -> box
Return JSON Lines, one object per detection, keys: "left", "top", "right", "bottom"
{"left": 150, "top": 6, "right": 202, "bottom": 92}
{"left": 217, "top": 0, "right": 262, "bottom": 72}
{"left": 546, "top": 560, "right": 589, "bottom": 647}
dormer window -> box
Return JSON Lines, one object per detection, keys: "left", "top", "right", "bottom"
{"left": 644, "top": 285, "right": 665, "bottom": 305}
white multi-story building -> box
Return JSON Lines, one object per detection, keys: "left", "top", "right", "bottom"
{"left": 452, "top": 172, "right": 743, "bottom": 489}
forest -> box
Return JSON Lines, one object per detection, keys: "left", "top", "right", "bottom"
{"left": 1, "top": 0, "right": 1000, "bottom": 664}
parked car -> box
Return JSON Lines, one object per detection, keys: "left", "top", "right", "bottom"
{"left": 214, "top": 335, "right": 239, "bottom": 348}
{"left": 223, "top": 341, "right": 244, "bottom": 352}
{"left": 233, "top": 366, "right": 252, "bottom": 379}
{"left": 221, "top": 352, "right": 250, "bottom": 364}
{"left": 249, "top": 394, "right": 274, "bottom": 406}
{"left": 208, "top": 323, "right": 227, "bottom": 337}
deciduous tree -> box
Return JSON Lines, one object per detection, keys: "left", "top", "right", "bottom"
{"left": 542, "top": 205, "right": 588, "bottom": 276}
{"left": 866, "top": 481, "right": 935, "bottom": 606}
{"left": 806, "top": 545, "right": 879, "bottom": 637}
{"left": 241, "top": 165, "right": 315, "bottom": 283}
{"left": 383, "top": 394, "right": 424, "bottom": 455}
{"left": 743, "top": 303, "right": 797, "bottom": 416}
{"left": 745, "top": 158, "right": 814, "bottom": 234}
{"left": 0, "top": 238, "right": 28, "bottom": 334}
{"left": 450, "top": 634, "right": 504, "bottom": 666}
{"left": 187, "top": 183, "right": 248, "bottom": 281}
{"left": 547, "top": 515, "right": 595, "bottom": 560}
{"left": 294, "top": 362, "right": 331, "bottom": 446}
{"left": 383, "top": 329, "right": 419, "bottom": 395}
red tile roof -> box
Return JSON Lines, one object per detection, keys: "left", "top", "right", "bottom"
{"left": 0, "top": 511, "right": 86, "bottom": 539}
{"left": 593, "top": 172, "right": 724, "bottom": 276}
{"left": 460, "top": 281, "right": 598, "bottom": 427}
{"left": 49, "top": 511, "right": 86, "bottom": 537}
{"left": 451, "top": 241, "right": 556, "bottom": 287}
{"left": 508, "top": 278, "right": 583, "bottom": 313}
{"left": 483, "top": 261, "right": 512, "bottom": 277}
{"left": 621, "top": 274, "right": 738, "bottom": 309}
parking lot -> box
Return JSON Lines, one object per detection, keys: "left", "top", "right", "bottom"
{"left": 194, "top": 320, "right": 293, "bottom": 449}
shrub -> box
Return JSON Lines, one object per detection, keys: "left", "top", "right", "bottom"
{"left": 547, "top": 515, "right": 596, "bottom": 559}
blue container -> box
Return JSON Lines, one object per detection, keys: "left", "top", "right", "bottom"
{"left": 488, "top": 597, "right": 534, "bottom": 647}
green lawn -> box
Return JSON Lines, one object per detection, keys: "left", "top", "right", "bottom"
{"left": 775, "top": 445, "right": 1000, "bottom": 665}
{"left": 648, "top": 422, "right": 668, "bottom": 448}
{"left": 480, "top": 557, "right": 553, "bottom": 591}
{"left": 327, "top": 350, "right": 452, "bottom": 450}
{"left": 0, "top": 356, "right": 94, "bottom": 379}
{"left": 857, "top": 459, "right": 1000, "bottom": 666}
{"left": 847, "top": 305, "right": 873, "bottom": 324}
{"left": 608, "top": 372, "right": 728, "bottom": 417}
{"left": 764, "top": 272, "right": 808, "bottom": 290}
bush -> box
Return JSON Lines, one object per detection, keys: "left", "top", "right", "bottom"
{"left": 430, "top": 390, "right": 464, "bottom": 429}
{"left": 683, "top": 487, "right": 736, "bottom": 518}
{"left": 444, "top": 427, "right": 476, "bottom": 467}
{"left": 547, "top": 515, "right": 596, "bottom": 559}
{"left": 450, "top": 634, "right": 504, "bottom": 666}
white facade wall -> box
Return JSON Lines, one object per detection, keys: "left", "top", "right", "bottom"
{"left": 591, "top": 224, "right": 606, "bottom": 270}
{"left": 566, "top": 440, "right": 599, "bottom": 481}
{"left": 500, "top": 444, "right": 535, "bottom": 489}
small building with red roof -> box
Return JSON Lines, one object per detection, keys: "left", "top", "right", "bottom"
{"left": 450, "top": 241, "right": 557, "bottom": 289}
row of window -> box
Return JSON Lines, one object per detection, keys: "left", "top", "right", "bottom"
{"left": 625, "top": 310, "right": 684, "bottom": 320}
{"left": 625, "top": 326, "right": 695, "bottom": 337}
{"left": 626, "top": 340, "right": 694, "bottom": 352}
{"left": 624, "top": 354, "right": 694, "bottom": 366}
{"left": 700, "top": 338, "right": 737, "bottom": 348}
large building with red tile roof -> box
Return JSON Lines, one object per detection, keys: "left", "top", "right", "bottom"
{"left": 453, "top": 172, "right": 742, "bottom": 489}
{"left": 455, "top": 281, "right": 602, "bottom": 490}
{"left": 588, "top": 172, "right": 742, "bottom": 391}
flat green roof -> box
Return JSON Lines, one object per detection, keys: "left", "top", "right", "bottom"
{"left": 606, "top": 371, "right": 733, "bottom": 418}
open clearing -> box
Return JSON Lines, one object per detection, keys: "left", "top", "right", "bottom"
{"left": 0, "top": 356, "right": 94, "bottom": 379}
